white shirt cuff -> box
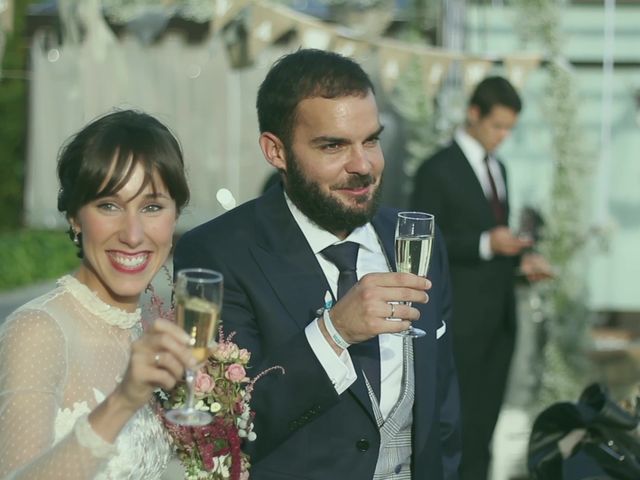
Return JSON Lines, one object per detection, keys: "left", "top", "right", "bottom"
{"left": 479, "top": 231, "right": 494, "bottom": 260}
{"left": 305, "top": 319, "right": 357, "bottom": 395}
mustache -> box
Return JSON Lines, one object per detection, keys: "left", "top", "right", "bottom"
{"left": 332, "top": 174, "right": 376, "bottom": 190}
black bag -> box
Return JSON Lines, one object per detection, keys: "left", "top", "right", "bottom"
{"left": 528, "top": 383, "right": 640, "bottom": 480}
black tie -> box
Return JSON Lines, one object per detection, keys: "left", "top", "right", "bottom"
{"left": 484, "top": 154, "right": 506, "bottom": 225}
{"left": 321, "top": 242, "right": 381, "bottom": 401}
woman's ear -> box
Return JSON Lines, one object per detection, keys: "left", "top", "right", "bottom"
{"left": 68, "top": 217, "right": 81, "bottom": 235}
{"left": 258, "top": 132, "right": 287, "bottom": 172}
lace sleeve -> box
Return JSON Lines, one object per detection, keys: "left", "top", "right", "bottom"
{"left": 0, "top": 309, "right": 114, "bottom": 479}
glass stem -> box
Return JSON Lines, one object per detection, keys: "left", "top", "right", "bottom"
{"left": 184, "top": 368, "right": 196, "bottom": 411}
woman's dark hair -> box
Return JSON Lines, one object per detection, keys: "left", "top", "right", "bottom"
{"left": 57, "top": 109, "right": 190, "bottom": 252}
{"left": 256, "top": 48, "right": 375, "bottom": 148}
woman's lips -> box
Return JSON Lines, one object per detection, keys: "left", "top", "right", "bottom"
{"left": 107, "top": 251, "right": 151, "bottom": 273}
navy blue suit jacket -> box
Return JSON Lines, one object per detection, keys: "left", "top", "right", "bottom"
{"left": 410, "top": 141, "right": 518, "bottom": 336}
{"left": 174, "top": 186, "right": 461, "bottom": 479}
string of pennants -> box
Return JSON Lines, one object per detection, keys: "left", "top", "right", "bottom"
{"left": 213, "top": 0, "right": 542, "bottom": 93}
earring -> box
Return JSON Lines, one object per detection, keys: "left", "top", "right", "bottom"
{"left": 73, "top": 230, "right": 80, "bottom": 246}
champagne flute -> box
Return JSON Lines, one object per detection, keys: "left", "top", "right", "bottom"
{"left": 393, "top": 211, "right": 435, "bottom": 338}
{"left": 166, "top": 268, "right": 223, "bottom": 426}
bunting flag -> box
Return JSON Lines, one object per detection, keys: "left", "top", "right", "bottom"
{"left": 247, "top": 2, "right": 296, "bottom": 59}
{"left": 290, "top": 11, "right": 334, "bottom": 50}
{"left": 504, "top": 53, "right": 542, "bottom": 89}
{"left": 331, "top": 35, "right": 370, "bottom": 62}
{"left": 462, "top": 57, "right": 494, "bottom": 93}
{"left": 377, "top": 39, "right": 416, "bottom": 93}
{"left": 212, "top": 0, "right": 251, "bottom": 32}
{"left": 417, "top": 48, "right": 457, "bottom": 95}
{"left": 339, "top": 5, "right": 394, "bottom": 39}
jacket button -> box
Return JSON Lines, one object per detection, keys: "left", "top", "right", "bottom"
{"left": 355, "top": 439, "right": 370, "bottom": 451}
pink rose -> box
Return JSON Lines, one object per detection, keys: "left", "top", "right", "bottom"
{"left": 225, "top": 363, "right": 246, "bottom": 383}
{"left": 194, "top": 370, "right": 215, "bottom": 395}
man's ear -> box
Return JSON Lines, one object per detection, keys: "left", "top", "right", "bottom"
{"left": 467, "top": 105, "right": 480, "bottom": 125}
{"left": 259, "top": 132, "right": 287, "bottom": 172}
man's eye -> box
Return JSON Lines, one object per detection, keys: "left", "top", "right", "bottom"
{"left": 364, "top": 137, "right": 380, "bottom": 147}
{"left": 322, "top": 143, "right": 342, "bottom": 151}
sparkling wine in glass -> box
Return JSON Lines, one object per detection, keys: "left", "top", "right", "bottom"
{"left": 166, "top": 268, "right": 223, "bottom": 426}
{"left": 393, "top": 211, "right": 435, "bottom": 338}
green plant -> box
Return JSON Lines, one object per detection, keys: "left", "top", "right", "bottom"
{"left": 0, "top": 0, "right": 30, "bottom": 232}
{"left": 0, "top": 230, "right": 78, "bottom": 291}
{"left": 513, "top": 0, "right": 597, "bottom": 406}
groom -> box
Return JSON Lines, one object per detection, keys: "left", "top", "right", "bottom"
{"left": 174, "top": 48, "right": 461, "bottom": 479}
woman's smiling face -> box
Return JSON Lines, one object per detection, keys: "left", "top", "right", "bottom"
{"left": 71, "top": 161, "right": 177, "bottom": 312}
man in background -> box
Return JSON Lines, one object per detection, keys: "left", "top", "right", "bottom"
{"left": 411, "top": 76, "right": 551, "bottom": 480}
{"left": 176, "top": 49, "right": 461, "bottom": 479}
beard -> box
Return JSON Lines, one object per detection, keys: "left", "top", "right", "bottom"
{"left": 283, "top": 148, "right": 382, "bottom": 235}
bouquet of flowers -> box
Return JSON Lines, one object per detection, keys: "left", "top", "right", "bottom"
{"left": 157, "top": 331, "right": 256, "bottom": 480}
{"left": 147, "top": 278, "right": 283, "bottom": 480}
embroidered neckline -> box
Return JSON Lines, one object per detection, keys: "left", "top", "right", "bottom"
{"left": 58, "top": 275, "right": 141, "bottom": 330}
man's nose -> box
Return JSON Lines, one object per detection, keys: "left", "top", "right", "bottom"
{"left": 345, "top": 146, "right": 372, "bottom": 175}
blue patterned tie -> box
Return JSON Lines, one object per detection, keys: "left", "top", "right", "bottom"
{"left": 322, "top": 242, "right": 381, "bottom": 401}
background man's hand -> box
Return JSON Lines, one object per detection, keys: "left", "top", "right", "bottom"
{"left": 489, "top": 226, "right": 533, "bottom": 256}
{"left": 520, "top": 252, "right": 555, "bottom": 282}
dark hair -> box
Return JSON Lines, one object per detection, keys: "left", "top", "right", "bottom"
{"left": 57, "top": 109, "right": 189, "bottom": 250}
{"left": 256, "top": 49, "right": 375, "bottom": 147}
{"left": 469, "top": 76, "right": 522, "bottom": 117}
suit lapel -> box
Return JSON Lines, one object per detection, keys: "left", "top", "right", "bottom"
{"left": 453, "top": 141, "right": 512, "bottom": 226}
{"left": 450, "top": 142, "right": 503, "bottom": 226}
{"left": 250, "top": 188, "right": 378, "bottom": 423}
{"left": 249, "top": 187, "right": 331, "bottom": 331}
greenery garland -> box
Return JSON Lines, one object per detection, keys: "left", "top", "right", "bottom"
{"left": 513, "top": 0, "right": 596, "bottom": 406}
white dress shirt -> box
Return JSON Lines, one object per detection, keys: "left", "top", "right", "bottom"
{"left": 285, "top": 194, "right": 404, "bottom": 419}
{"left": 454, "top": 127, "right": 507, "bottom": 260}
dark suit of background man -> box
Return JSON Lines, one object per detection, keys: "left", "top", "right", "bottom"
{"left": 175, "top": 49, "right": 461, "bottom": 479}
{"left": 411, "top": 76, "right": 551, "bottom": 480}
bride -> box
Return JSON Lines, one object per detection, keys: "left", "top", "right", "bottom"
{"left": 0, "top": 110, "right": 195, "bottom": 479}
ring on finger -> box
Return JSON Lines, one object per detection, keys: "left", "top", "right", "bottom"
{"left": 390, "top": 303, "right": 395, "bottom": 318}
{"left": 154, "top": 353, "right": 161, "bottom": 367}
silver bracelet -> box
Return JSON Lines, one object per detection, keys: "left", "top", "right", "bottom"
{"left": 322, "top": 308, "right": 351, "bottom": 350}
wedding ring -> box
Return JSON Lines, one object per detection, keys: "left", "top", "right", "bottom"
{"left": 390, "top": 303, "right": 395, "bottom": 318}
{"left": 154, "top": 353, "right": 161, "bottom": 366}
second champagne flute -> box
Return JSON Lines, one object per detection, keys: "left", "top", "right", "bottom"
{"left": 393, "top": 211, "right": 435, "bottom": 338}
{"left": 166, "top": 268, "right": 223, "bottom": 426}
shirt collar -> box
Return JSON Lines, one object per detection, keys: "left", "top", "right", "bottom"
{"left": 455, "top": 126, "right": 487, "bottom": 170}
{"left": 284, "top": 192, "right": 379, "bottom": 255}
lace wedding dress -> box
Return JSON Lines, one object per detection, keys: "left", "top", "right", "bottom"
{"left": 0, "top": 275, "right": 172, "bottom": 479}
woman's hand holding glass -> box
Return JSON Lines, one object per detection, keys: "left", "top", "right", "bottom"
{"left": 114, "top": 319, "right": 196, "bottom": 414}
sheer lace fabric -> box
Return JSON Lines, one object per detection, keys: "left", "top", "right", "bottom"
{"left": 0, "top": 275, "right": 171, "bottom": 479}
